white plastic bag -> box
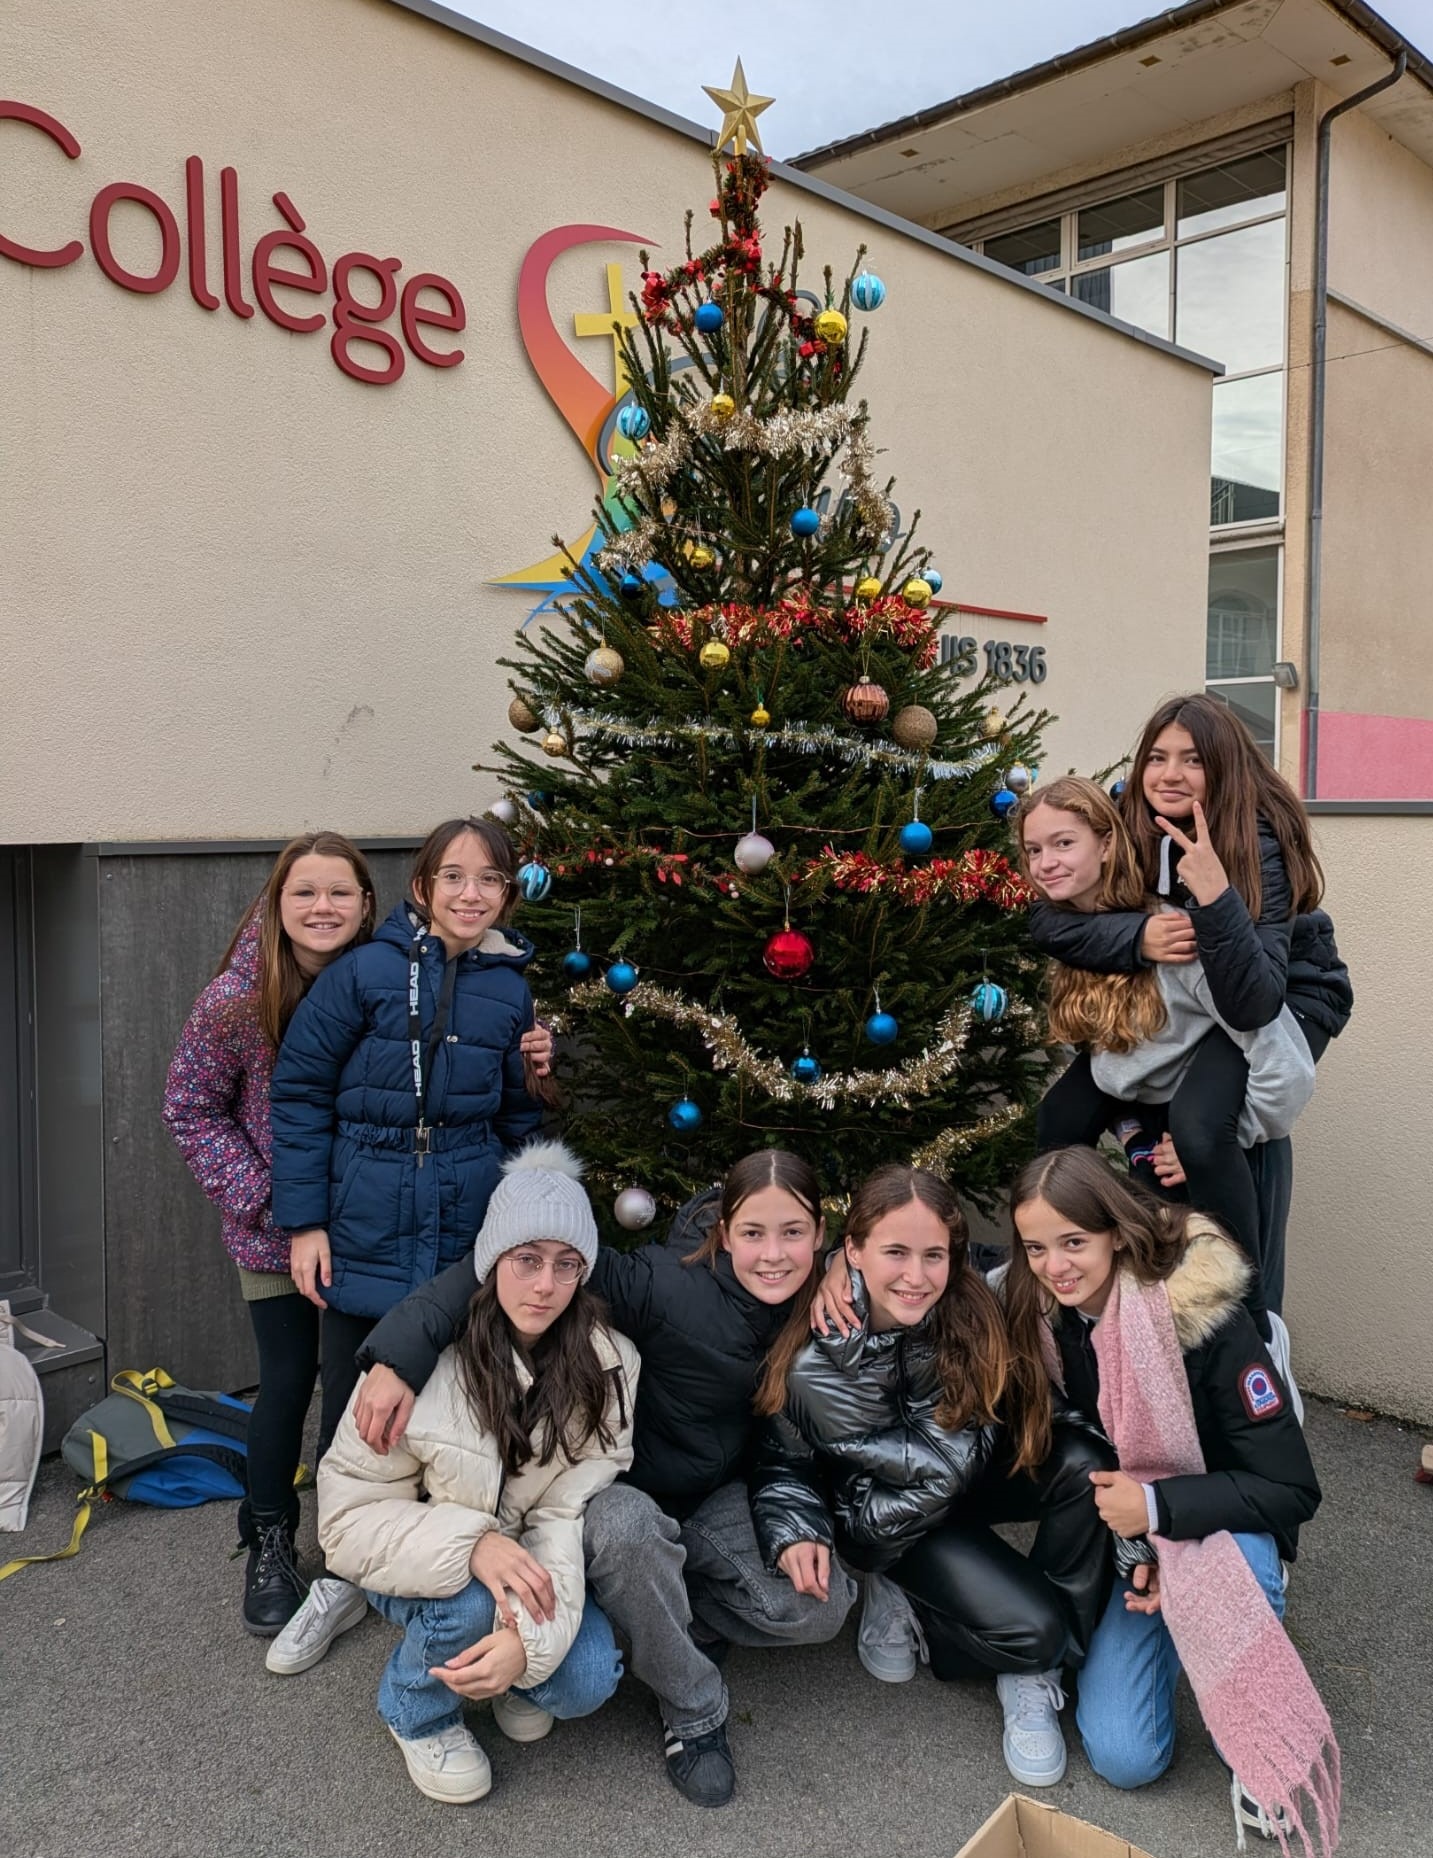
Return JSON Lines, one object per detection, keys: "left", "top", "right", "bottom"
{"left": 0, "top": 1302, "right": 49, "bottom": 1532}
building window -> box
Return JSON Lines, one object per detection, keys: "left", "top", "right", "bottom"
{"left": 977, "top": 145, "right": 1288, "bottom": 529}
{"left": 1206, "top": 545, "right": 1281, "bottom": 759}
{"left": 977, "top": 146, "right": 1290, "bottom": 759}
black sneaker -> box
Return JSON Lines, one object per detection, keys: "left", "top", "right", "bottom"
{"left": 663, "top": 1721, "right": 736, "bottom": 1808}
{"left": 242, "top": 1521, "right": 308, "bottom": 1637}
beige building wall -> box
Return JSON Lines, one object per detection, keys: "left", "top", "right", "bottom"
{"left": 1289, "top": 816, "right": 1433, "bottom": 1420}
{"left": 0, "top": 0, "right": 1212, "bottom": 845}
{"left": 1327, "top": 100, "right": 1433, "bottom": 339}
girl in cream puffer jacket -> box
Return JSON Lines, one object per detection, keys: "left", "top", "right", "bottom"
{"left": 317, "top": 1143, "right": 640, "bottom": 1803}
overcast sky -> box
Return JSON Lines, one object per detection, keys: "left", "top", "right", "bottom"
{"left": 441, "top": 0, "right": 1433, "bottom": 157}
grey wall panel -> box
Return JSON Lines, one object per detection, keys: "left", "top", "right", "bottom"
{"left": 30, "top": 848, "right": 105, "bottom": 1336}
{"left": 98, "top": 850, "right": 412, "bottom": 1389}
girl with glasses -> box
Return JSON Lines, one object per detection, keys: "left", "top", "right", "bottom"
{"left": 318, "top": 1142, "right": 640, "bottom": 1805}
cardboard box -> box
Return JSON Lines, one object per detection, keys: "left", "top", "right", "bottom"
{"left": 955, "top": 1794, "right": 1158, "bottom": 1858}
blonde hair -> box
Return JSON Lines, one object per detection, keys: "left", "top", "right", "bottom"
{"left": 1015, "top": 777, "right": 1166, "bottom": 1055}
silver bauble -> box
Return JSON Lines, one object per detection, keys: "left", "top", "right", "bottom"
{"left": 488, "top": 797, "right": 519, "bottom": 826}
{"left": 1005, "top": 762, "right": 1033, "bottom": 794}
{"left": 734, "top": 831, "right": 776, "bottom": 875}
{"left": 613, "top": 1187, "right": 657, "bottom": 1231}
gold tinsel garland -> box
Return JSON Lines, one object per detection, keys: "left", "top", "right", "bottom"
{"left": 599, "top": 402, "right": 894, "bottom": 568}
{"left": 546, "top": 978, "right": 1037, "bottom": 1111}
{"left": 911, "top": 1104, "right": 1028, "bottom": 1173}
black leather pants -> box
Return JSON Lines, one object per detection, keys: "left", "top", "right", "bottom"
{"left": 890, "top": 1424, "right": 1115, "bottom": 1680}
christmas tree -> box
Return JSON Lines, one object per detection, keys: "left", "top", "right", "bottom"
{"left": 479, "top": 69, "right": 1051, "bottom": 1235}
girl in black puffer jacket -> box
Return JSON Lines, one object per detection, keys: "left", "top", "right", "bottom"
{"left": 751, "top": 1165, "right": 1113, "bottom": 1792}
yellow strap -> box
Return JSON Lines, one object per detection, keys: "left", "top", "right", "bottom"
{"left": 0, "top": 1496, "right": 94, "bottom": 1582}
{"left": 110, "top": 1371, "right": 176, "bottom": 1449}
{"left": 92, "top": 1430, "right": 108, "bottom": 1487}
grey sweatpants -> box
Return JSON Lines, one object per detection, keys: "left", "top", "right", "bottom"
{"left": 583, "top": 1480, "right": 856, "bottom": 1737}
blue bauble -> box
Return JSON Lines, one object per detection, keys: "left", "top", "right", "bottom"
{"left": 924, "top": 568, "right": 943, "bottom": 595}
{"left": 526, "top": 790, "right": 551, "bottom": 812}
{"left": 790, "top": 1050, "right": 823, "bottom": 1085}
{"left": 990, "top": 786, "right": 1019, "bottom": 819}
{"left": 899, "top": 820, "right": 934, "bottom": 857}
{"left": 562, "top": 949, "right": 593, "bottom": 982}
{"left": 865, "top": 1011, "right": 899, "bottom": 1046}
{"left": 616, "top": 403, "right": 651, "bottom": 441}
{"left": 604, "top": 960, "right": 639, "bottom": 995}
{"left": 694, "top": 301, "right": 725, "bottom": 332}
{"left": 1110, "top": 778, "right": 1127, "bottom": 799}
{"left": 851, "top": 270, "right": 887, "bottom": 312}
{"left": 517, "top": 860, "right": 552, "bottom": 902}
{"left": 620, "top": 571, "right": 644, "bottom": 599}
{"left": 971, "top": 981, "right": 1008, "bottom": 1023}
{"left": 667, "top": 1096, "right": 703, "bottom": 1132}
{"left": 791, "top": 507, "right": 821, "bottom": 538}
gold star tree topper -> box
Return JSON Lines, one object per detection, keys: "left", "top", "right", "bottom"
{"left": 703, "top": 59, "right": 774, "bottom": 157}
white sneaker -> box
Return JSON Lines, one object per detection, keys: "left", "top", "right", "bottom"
{"left": 265, "top": 1577, "right": 369, "bottom": 1675}
{"left": 491, "top": 1690, "right": 555, "bottom": 1743}
{"left": 388, "top": 1721, "right": 492, "bottom": 1804}
{"left": 1230, "top": 1773, "right": 1291, "bottom": 1848}
{"left": 857, "top": 1572, "right": 927, "bottom": 1683}
{"left": 996, "top": 1669, "right": 1067, "bottom": 1787}
{"left": 1266, "top": 1314, "right": 1306, "bottom": 1424}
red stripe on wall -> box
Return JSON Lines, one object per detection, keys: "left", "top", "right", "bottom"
{"left": 1315, "top": 710, "right": 1433, "bottom": 800}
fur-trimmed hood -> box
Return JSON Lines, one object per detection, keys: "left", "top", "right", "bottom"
{"left": 1158, "top": 1218, "right": 1250, "bottom": 1352}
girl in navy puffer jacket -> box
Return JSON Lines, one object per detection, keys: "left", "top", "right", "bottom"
{"left": 270, "top": 819, "right": 546, "bottom": 1463}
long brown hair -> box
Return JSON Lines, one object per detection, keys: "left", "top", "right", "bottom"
{"left": 1003, "top": 1147, "right": 1200, "bottom": 1457}
{"left": 215, "top": 832, "right": 376, "bottom": 1050}
{"left": 1121, "top": 693, "right": 1323, "bottom": 916}
{"left": 756, "top": 1165, "right": 1047, "bottom": 1476}
{"left": 455, "top": 1276, "right": 621, "bottom": 1477}
{"left": 685, "top": 1148, "right": 825, "bottom": 1274}
{"left": 409, "top": 817, "right": 519, "bottom": 927}
{"left": 1015, "top": 778, "right": 1166, "bottom": 1054}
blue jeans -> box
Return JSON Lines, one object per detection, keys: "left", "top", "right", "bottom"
{"left": 367, "top": 1578, "right": 622, "bottom": 1741}
{"left": 1076, "top": 1532, "right": 1285, "bottom": 1790}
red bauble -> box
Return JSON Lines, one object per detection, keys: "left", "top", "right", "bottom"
{"left": 763, "top": 928, "right": 815, "bottom": 981}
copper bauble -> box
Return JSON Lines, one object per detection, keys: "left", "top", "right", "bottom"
{"left": 842, "top": 679, "right": 890, "bottom": 724}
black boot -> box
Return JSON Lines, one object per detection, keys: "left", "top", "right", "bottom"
{"left": 241, "top": 1515, "right": 308, "bottom": 1637}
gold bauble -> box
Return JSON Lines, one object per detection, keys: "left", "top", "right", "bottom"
{"left": 855, "top": 576, "right": 883, "bottom": 600}
{"left": 584, "top": 645, "right": 625, "bottom": 685}
{"left": 710, "top": 392, "right": 736, "bottom": 421}
{"left": 699, "top": 640, "right": 731, "bottom": 671}
{"left": 891, "top": 704, "right": 939, "bottom": 751}
{"left": 507, "top": 694, "right": 540, "bottom": 734}
{"left": 814, "top": 308, "right": 848, "bottom": 345}
{"left": 684, "top": 542, "right": 716, "bottom": 570}
{"left": 902, "top": 577, "right": 934, "bottom": 608}
{"left": 541, "top": 730, "right": 568, "bottom": 758}
{"left": 750, "top": 703, "right": 771, "bottom": 728}
{"left": 982, "top": 708, "right": 1008, "bottom": 739}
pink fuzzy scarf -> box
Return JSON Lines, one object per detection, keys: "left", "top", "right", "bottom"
{"left": 1069, "top": 1269, "right": 1341, "bottom": 1856}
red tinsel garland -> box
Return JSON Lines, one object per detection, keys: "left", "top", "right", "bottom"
{"left": 807, "top": 846, "right": 1035, "bottom": 910}
{"left": 650, "top": 590, "right": 939, "bottom": 667}
{"left": 536, "top": 842, "right": 1031, "bottom": 912}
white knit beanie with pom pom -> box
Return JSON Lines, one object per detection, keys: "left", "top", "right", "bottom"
{"left": 472, "top": 1140, "right": 599, "bottom": 1283}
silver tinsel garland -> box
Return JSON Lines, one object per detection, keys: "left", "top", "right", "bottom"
{"left": 568, "top": 711, "right": 1000, "bottom": 783}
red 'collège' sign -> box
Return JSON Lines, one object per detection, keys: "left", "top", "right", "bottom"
{"left": 1, "top": 99, "right": 466, "bottom": 386}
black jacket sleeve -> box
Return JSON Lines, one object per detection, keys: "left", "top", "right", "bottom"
{"left": 750, "top": 1411, "right": 836, "bottom": 1571}
{"left": 1028, "top": 899, "right": 1150, "bottom": 974}
{"left": 355, "top": 1254, "right": 475, "bottom": 1392}
{"left": 1186, "top": 827, "right": 1293, "bottom": 1031}
{"left": 1152, "top": 1310, "right": 1320, "bottom": 1549}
